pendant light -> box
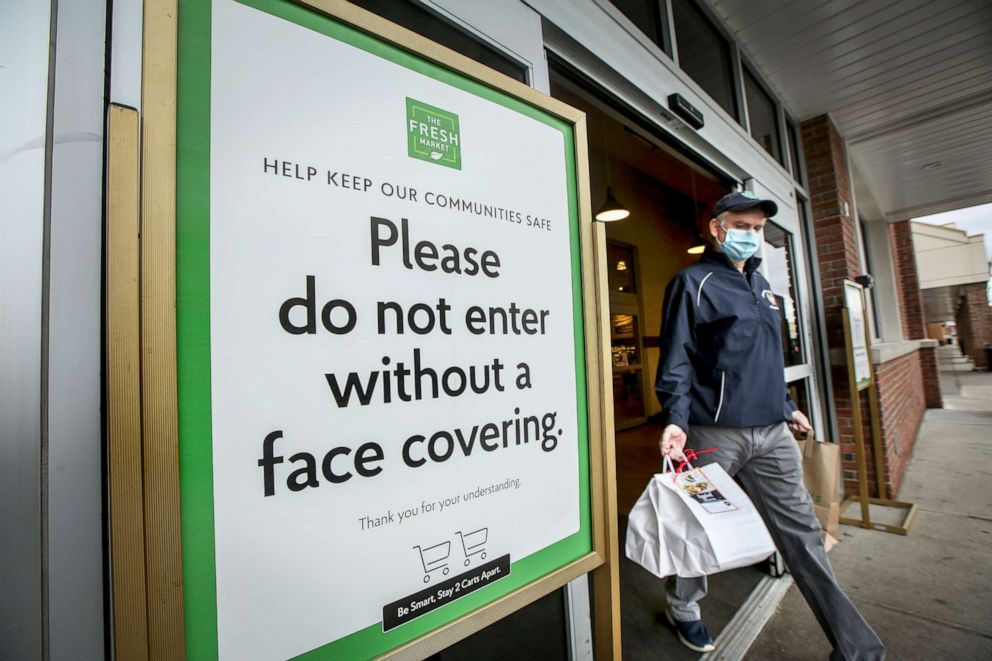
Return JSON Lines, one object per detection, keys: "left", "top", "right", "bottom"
{"left": 596, "top": 187, "right": 630, "bottom": 222}
{"left": 595, "top": 128, "right": 630, "bottom": 222}
{"left": 687, "top": 234, "right": 707, "bottom": 254}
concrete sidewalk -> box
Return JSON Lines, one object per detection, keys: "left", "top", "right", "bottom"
{"left": 745, "top": 370, "right": 992, "bottom": 660}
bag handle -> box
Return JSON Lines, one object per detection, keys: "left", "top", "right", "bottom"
{"left": 661, "top": 447, "right": 717, "bottom": 476}
{"left": 800, "top": 430, "right": 816, "bottom": 457}
{"left": 676, "top": 447, "right": 715, "bottom": 474}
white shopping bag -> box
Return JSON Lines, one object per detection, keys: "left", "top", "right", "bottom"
{"left": 625, "top": 456, "right": 776, "bottom": 578}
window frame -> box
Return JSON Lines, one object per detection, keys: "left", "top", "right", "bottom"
{"left": 759, "top": 219, "right": 807, "bottom": 369}
{"left": 740, "top": 61, "right": 784, "bottom": 165}
{"left": 349, "top": 0, "right": 531, "bottom": 84}
{"left": 669, "top": 0, "right": 742, "bottom": 124}
{"left": 785, "top": 114, "right": 807, "bottom": 187}
{"left": 795, "top": 188, "right": 839, "bottom": 443}
{"left": 605, "top": 0, "right": 676, "bottom": 58}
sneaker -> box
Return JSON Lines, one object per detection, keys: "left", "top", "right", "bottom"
{"left": 666, "top": 610, "right": 715, "bottom": 653}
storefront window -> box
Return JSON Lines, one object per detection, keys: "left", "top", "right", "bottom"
{"left": 743, "top": 67, "right": 782, "bottom": 163}
{"left": 350, "top": 0, "right": 527, "bottom": 83}
{"left": 762, "top": 223, "right": 804, "bottom": 366}
{"left": 610, "top": 0, "right": 663, "bottom": 50}
{"left": 787, "top": 119, "right": 805, "bottom": 186}
{"left": 608, "top": 242, "right": 637, "bottom": 294}
{"left": 671, "top": 0, "right": 738, "bottom": 120}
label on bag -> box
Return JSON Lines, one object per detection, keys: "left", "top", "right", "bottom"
{"left": 675, "top": 468, "right": 738, "bottom": 514}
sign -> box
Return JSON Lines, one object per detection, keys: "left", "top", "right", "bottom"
{"left": 175, "top": 1, "right": 593, "bottom": 659}
{"left": 844, "top": 282, "right": 871, "bottom": 389}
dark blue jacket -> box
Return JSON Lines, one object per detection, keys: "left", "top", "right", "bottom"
{"left": 655, "top": 245, "right": 796, "bottom": 431}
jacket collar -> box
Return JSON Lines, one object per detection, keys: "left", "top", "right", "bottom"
{"left": 700, "top": 243, "right": 762, "bottom": 274}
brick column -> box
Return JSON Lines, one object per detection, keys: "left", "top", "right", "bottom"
{"left": 889, "top": 220, "right": 927, "bottom": 340}
{"left": 919, "top": 345, "right": 942, "bottom": 408}
{"left": 889, "top": 220, "right": 942, "bottom": 407}
{"left": 801, "top": 115, "right": 869, "bottom": 494}
{"left": 802, "top": 116, "right": 861, "bottom": 347}
{"left": 957, "top": 281, "right": 992, "bottom": 369}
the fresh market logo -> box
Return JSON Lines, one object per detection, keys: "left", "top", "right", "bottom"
{"left": 406, "top": 97, "right": 461, "bottom": 170}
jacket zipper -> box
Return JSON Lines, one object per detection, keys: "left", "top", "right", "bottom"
{"left": 714, "top": 370, "right": 726, "bottom": 422}
{"left": 740, "top": 270, "right": 759, "bottom": 304}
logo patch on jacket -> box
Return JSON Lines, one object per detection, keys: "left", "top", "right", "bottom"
{"left": 761, "top": 289, "right": 780, "bottom": 310}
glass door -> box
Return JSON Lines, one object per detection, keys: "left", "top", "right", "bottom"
{"left": 746, "top": 179, "right": 827, "bottom": 438}
{"left": 757, "top": 208, "right": 823, "bottom": 436}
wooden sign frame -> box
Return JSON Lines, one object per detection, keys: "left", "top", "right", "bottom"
{"left": 838, "top": 281, "right": 917, "bottom": 536}
{"left": 106, "top": 0, "right": 621, "bottom": 659}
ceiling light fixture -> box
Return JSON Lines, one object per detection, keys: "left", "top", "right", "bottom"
{"left": 687, "top": 234, "right": 707, "bottom": 254}
{"left": 594, "top": 127, "right": 630, "bottom": 222}
{"left": 596, "top": 187, "right": 630, "bottom": 222}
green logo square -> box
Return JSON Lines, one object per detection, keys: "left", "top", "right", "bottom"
{"left": 406, "top": 97, "right": 461, "bottom": 170}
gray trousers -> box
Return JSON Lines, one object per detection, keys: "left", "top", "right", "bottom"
{"left": 667, "top": 423, "right": 885, "bottom": 661}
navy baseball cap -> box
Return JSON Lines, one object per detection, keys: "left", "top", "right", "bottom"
{"left": 711, "top": 191, "right": 778, "bottom": 218}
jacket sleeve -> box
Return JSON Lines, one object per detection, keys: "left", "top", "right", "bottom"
{"left": 655, "top": 275, "right": 695, "bottom": 432}
{"left": 785, "top": 388, "right": 798, "bottom": 415}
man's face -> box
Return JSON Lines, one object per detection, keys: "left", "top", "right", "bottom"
{"left": 709, "top": 209, "right": 766, "bottom": 246}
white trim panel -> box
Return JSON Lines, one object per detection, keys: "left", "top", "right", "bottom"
{"left": 47, "top": 0, "right": 107, "bottom": 657}
{"left": 529, "top": 0, "right": 798, "bottom": 205}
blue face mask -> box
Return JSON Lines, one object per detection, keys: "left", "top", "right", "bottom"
{"left": 719, "top": 223, "right": 761, "bottom": 261}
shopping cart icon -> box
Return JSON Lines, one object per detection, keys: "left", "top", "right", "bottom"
{"left": 455, "top": 528, "right": 488, "bottom": 566}
{"left": 413, "top": 541, "right": 451, "bottom": 583}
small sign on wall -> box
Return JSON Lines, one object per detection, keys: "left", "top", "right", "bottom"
{"left": 844, "top": 281, "right": 871, "bottom": 389}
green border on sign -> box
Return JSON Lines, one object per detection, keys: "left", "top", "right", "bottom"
{"left": 176, "top": 1, "right": 590, "bottom": 659}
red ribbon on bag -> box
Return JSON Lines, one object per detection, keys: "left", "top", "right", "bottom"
{"left": 676, "top": 447, "right": 717, "bottom": 474}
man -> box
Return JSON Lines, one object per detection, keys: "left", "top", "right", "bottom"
{"left": 655, "top": 191, "right": 885, "bottom": 659}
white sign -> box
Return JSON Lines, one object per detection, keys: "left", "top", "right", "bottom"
{"left": 199, "top": 1, "right": 585, "bottom": 659}
{"left": 845, "top": 283, "right": 871, "bottom": 388}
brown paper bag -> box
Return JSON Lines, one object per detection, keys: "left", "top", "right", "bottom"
{"left": 796, "top": 436, "right": 841, "bottom": 542}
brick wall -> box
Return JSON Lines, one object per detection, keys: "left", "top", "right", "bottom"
{"left": 874, "top": 350, "right": 926, "bottom": 496}
{"left": 889, "top": 220, "right": 927, "bottom": 340}
{"left": 956, "top": 281, "right": 992, "bottom": 369}
{"left": 834, "top": 351, "right": 928, "bottom": 497}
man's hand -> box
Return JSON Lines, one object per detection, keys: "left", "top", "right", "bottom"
{"left": 658, "top": 424, "right": 687, "bottom": 460}
{"left": 788, "top": 410, "right": 813, "bottom": 435}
